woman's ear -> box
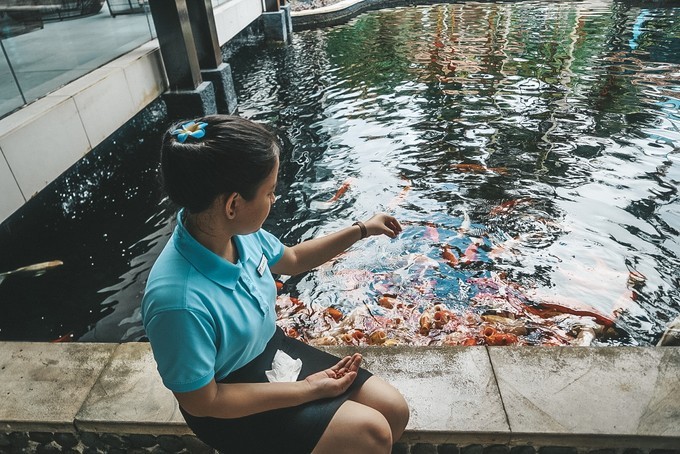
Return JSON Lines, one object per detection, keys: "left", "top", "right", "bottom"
{"left": 223, "top": 193, "right": 239, "bottom": 219}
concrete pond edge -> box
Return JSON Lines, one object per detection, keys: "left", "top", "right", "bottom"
{"left": 1, "top": 341, "right": 679, "bottom": 453}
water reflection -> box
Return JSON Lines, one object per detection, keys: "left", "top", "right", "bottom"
{"left": 234, "top": 1, "right": 680, "bottom": 346}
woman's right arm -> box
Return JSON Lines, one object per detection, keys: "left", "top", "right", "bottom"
{"left": 175, "top": 353, "right": 362, "bottom": 418}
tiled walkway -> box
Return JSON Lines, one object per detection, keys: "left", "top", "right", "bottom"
{"left": 1, "top": 341, "right": 678, "bottom": 450}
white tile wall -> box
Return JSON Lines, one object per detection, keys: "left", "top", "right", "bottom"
{"left": 214, "top": 0, "right": 263, "bottom": 45}
{"left": 0, "top": 150, "right": 25, "bottom": 221}
{"left": 72, "top": 68, "right": 137, "bottom": 146}
{"left": 0, "top": 98, "right": 91, "bottom": 201}
{"left": 123, "top": 49, "right": 167, "bottom": 109}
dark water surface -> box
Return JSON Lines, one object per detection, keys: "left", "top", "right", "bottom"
{"left": 1, "top": 1, "right": 679, "bottom": 345}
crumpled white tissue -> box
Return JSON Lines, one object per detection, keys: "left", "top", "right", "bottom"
{"left": 265, "top": 349, "right": 303, "bottom": 382}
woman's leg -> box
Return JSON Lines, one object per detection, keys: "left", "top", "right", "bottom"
{"left": 312, "top": 400, "right": 393, "bottom": 454}
{"left": 349, "top": 376, "right": 410, "bottom": 442}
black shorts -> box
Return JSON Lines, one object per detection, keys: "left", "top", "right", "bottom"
{"left": 180, "top": 327, "right": 372, "bottom": 454}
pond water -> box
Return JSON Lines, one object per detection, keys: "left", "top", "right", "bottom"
{"left": 0, "top": 0, "right": 678, "bottom": 346}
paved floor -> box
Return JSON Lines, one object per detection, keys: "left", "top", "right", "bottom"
{"left": 1, "top": 341, "right": 678, "bottom": 449}
{"left": 0, "top": 3, "right": 153, "bottom": 118}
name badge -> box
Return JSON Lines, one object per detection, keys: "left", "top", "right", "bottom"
{"left": 257, "top": 254, "right": 268, "bottom": 277}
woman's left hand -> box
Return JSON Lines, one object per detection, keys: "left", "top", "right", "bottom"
{"left": 363, "top": 213, "right": 403, "bottom": 239}
{"left": 303, "top": 353, "right": 363, "bottom": 399}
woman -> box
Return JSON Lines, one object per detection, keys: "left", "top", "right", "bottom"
{"left": 142, "top": 115, "right": 409, "bottom": 454}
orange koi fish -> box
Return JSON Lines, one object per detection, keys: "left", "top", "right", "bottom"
{"left": 442, "top": 245, "right": 459, "bottom": 267}
{"left": 378, "top": 295, "right": 399, "bottom": 309}
{"left": 51, "top": 332, "right": 74, "bottom": 343}
{"left": 326, "top": 178, "right": 353, "bottom": 203}
{"left": 368, "top": 330, "right": 387, "bottom": 345}
{"left": 482, "top": 326, "right": 518, "bottom": 346}
{"left": 489, "top": 198, "right": 533, "bottom": 216}
{"left": 325, "top": 307, "right": 343, "bottom": 322}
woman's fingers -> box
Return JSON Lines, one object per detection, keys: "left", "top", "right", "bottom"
{"left": 331, "top": 355, "right": 352, "bottom": 373}
{"left": 347, "top": 353, "right": 362, "bottom": 372}
{"left": 330, "top": 353, "right": 362, "bottom": 378}
{"left": 365, "top": 213, "right": 403, "bottom": 238}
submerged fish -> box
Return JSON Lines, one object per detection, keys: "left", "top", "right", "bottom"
{"left": 326, "top": 178, "right": 354, "bottom": 203}
{"left": 0, "top": 260, "right": 64, "bottom": 285}
{"left": 452, "top": 163, "right": 508, "bottom": 175}
{"left": 658, "top": 314, "right": 680, "bottom": 346}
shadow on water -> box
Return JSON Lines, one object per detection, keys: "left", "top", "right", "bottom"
{"left": 0, "top": 0, "right": 679, "bottom": 346}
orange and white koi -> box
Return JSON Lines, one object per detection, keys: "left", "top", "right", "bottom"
{"left": 452, "top": 163, "right": 508, "bottom": 175}
{"left": 489, "top": 198, "right": 533, "bottom": 216}
{"left": 386, "top": 180, "right": 412, "bottom": 211}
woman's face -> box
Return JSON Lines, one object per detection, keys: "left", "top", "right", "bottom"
{"left": 237, "top": 156, "right": 279, "bottom": 234}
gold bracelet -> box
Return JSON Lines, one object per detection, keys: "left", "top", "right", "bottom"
{"left": 353, "top": 221, "right": 367, "bottom": 239}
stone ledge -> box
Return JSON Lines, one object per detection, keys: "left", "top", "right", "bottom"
{"left": 0, "top": 341, "right": 679, "bottom": 450}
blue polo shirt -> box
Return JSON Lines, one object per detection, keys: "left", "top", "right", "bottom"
{"left": 141, "top": 210, "right": 285, "bottom": 393}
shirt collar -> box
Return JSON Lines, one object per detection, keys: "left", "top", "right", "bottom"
{"left": 173, "top": 209, "right": 241, "bottom": 289}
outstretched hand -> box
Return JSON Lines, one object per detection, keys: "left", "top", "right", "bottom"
{"left": 304, "top": 353, "right": 362, "bottom": 399}
{"left": 364, "top": 213, "right": 403, "bottom": 239}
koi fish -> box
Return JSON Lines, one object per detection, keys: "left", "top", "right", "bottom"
{"left": 526, "top": 301, "right": 616, "bottom": 327}
{"left": 368, "top": 330, "right": 387, "bottom": 345}
{"left": 481, "top": 315, "right": 528, "bottom": 335}
{"left": 442, "top": 245, "right": 459, "bottom": 267}
{"left": 0, "top": 260, "right": 64, "bottom": 285}
{"left": 325, "top": 307, "right": 343, "bottom": 323}
{"left": 326, "top": 178, "right": 353, "bottom": 203}
{"left": 459, "top": 209, "right": 471, "bottom": 234}
{"left": 424, "top": 224, "right": 440, "bottom": 242}
{"left": 481, "top": 326, "right": 518, "bottom": 346}
{"left": 386, "top": 181, "right": 412, "bottom": 210}
{"left": 657, "top": 314, "right": 680, "bottom": 346}
{"left": 452, "top": 163, "right": 508, "bottom": 174}
{"left": 310, "top": 178, "right": 356, "bottom": 210}
{"left": 489, "top": 198, "right": 533, "bottom": 216}
{"left": 459, "top": 242, "right": 480, "bottom": 264}
{"left": 51, "top": 332, "right": 74, "bottom": 343}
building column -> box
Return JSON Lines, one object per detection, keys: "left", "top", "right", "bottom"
{"left": 186, "top": 0, "right": 238, "bottom": 114}
{"left": 263, "top": 0, "right": 292, "bottom": 42}
{"left": 147, "top": 0, "right": 217, "bottom": 119}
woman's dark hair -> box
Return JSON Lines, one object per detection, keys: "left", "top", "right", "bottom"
{"left": 159, "top": 115, "right": 280, "bottom": 213}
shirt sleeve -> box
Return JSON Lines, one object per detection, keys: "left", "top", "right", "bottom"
{"left": 144, "top": 308, "right": 217, "bottom": 393}
{"left": 255, "top": 229, "right": 285, "bottom": 265}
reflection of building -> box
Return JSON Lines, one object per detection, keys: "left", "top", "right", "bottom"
{"left": 0, "top": 0, "right": 104, "bottom": 24}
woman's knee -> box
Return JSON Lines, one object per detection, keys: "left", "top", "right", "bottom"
{"left": 362, "top": 413, "right": 393, "bottom": 449}
{"left": 352, "top": 377, "right": 410, "bottom": 436}
{"left": 313, "top": 401, "right": 393, "bottom": 454}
